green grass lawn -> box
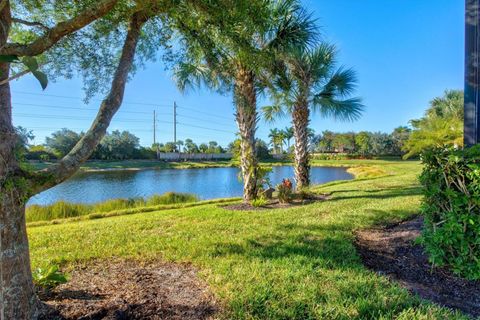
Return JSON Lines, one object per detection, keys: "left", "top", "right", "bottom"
{"left": 28, "top": 160, "right": 468, "bottom": 319}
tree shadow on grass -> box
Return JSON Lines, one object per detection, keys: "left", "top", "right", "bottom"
{"left": 209, "top": 209, "right": 454, "bottom": 319}
{"left": 211, "top": 225, "right": 362, "bottom": 271}
{"left": 327, "top": 186, "right": 423, "bottom": 203}
{"left": 209, "top": 219, "right": 449, "bottom": 319}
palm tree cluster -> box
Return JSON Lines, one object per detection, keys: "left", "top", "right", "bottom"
{"left": 268, "top": 127, "right": 294, "bottom": 154}
{"left": 175, "top": 0, "right": 363, "bottom": 201}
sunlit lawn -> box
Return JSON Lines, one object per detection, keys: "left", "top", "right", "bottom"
{"left": 28, "top": 160, "right": 468, "bottom": 319}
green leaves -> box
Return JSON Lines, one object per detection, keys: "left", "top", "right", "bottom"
{"left": 0, "top": 55, "right": 48, "bottom": 90}
{"left": 0, "top": 55, "right": 19, "bottom": 62}
{"left": 32, "top": 70, "right": 48, "bottom": 90}
{"left": 403, "top": 90, "right": 463, "bottom": 159}
{"left": 420, "top": 147, "right": 480, "bottom": 280}
{"left": 22, "top": 56, "right": 48, "bottom": 90}
{"left": 33, "top": 265, "right": 67, "bottom": 289}
{"left": 22, "top": 56, "right": 38, "bottom": 71}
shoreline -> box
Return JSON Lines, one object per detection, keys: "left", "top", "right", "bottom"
{"left": 30, "top": 158, "right": 403, "bottom": 173}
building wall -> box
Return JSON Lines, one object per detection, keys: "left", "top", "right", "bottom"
{"left": 158, "top": 153, "right": 233, "bottom": 161}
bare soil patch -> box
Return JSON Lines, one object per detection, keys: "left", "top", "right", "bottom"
{"left": 355, "top": 216, "right": 480, "bottom": 318}
{"left": 38, "top": 260, "right": 218, "bottom": 320}
{"left": 222, "top": 194, "right": 329, "bottom": 211}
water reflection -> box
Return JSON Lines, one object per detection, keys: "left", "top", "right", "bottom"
{"left": 28, "top": 166, "right": 353, "bottom": 205}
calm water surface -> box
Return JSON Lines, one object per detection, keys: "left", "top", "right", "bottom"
{"left": 28, "top": 166, "right": 353, "bottom": 205}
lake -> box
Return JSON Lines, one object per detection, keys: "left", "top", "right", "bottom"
{"left": 28, "top": 166, "right": 353, "bottom": 205}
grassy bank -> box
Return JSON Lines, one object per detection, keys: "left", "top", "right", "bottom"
{"left": 26, "top": 192, "right": 199, "bottom": 223}
{"left": 28, "top": 160, "right": 467, "bottom": 319}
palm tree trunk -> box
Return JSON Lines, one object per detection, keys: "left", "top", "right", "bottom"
{"left": 292, "top": 98, "right": 310, "bottom": 190}
{"left": 234, "top": 66, "right": 258, "bottom": 202}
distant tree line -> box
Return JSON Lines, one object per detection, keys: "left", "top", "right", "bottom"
{"left": 154, "top": 139, "right": 226, "bottom": 154}
{"left": 264, "top": 90, "right": 463, "bottom": 159}
{"left": 311, "top": 127, "right": 411, "bottom": 157}
{"left": 264, "top": 126, "right": 410, "bottom": 158}
{"left": 21, "top": 128, "right": 228, "bottom": 161}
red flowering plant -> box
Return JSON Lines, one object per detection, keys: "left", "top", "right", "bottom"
{"left": 276, "top": 178, "right": 293, "bottom": 203}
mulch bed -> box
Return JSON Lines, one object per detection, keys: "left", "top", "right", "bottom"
{"left": 38, "top": 260, "right": 218, "bottom": 320}
{"left": 354, "top": 216, "right": 480, "bottom": 318}
{"left": 222, "top": 194, "right": 330, "bottom": 211}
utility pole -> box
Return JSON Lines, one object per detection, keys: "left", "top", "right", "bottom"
{"left": 173, "top": 101, "right": 177, "bottom": 152}
{"left": 153, "top": 110, "right": 156, "bottom": 146}
{"left": 153, "top": 110, "right": 159, "bottom": 159}
{"left": 464, "top": 0, "right": 480, "bottom": 146}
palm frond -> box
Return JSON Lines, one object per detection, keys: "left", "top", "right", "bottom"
{"left": 307, "top": 43, "right": 337, "bottom": 82}
{"left": 312, "top": 97, "right": 364, "bottom": 122}
{"left": 320, "top": 67, "right": 358, "bottom": 98}
{"left": 173, "top": 61, "right": 216, "bottom": 93}
{"left": 266, "top": 0, "right": 318, "bottom": 52}
{"left": 262, "top": 104, "right": 286, "bottom": 123}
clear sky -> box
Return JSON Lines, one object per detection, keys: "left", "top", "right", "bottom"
{"left": 11, "top": 0, "right": 464, "bottom": 148}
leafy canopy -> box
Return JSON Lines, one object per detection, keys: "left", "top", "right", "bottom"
{"left": 403, "top": 90, "right": 463, "bottom": 159}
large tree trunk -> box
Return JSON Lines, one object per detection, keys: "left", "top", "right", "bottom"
{"left": 0, "top": 195, "right": 39, "bottom": 319}
{"left": 0, "top": 2, "right": 40, "bottom": 318}
{"left": 292, "top": 98, "right": 310, "bottom": 190}
{"left": 234, "top": 66, "right": 258, "bottom": 202}
{"left": 0, "top": 8, "right": 148, "bottom": 318}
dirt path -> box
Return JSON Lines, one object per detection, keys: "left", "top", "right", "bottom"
{"left": 39, "top": 260, "right": 218, "bottom": 320}
{"left": 355, "top": 216, "right": 480, "bottom": 318}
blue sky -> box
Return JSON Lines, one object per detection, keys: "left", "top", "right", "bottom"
{"left": 12, "top": 0, "right": 464, "bottom": 148}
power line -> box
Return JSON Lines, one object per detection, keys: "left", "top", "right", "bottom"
{"left": 12, "top": 90, "right": 173, "bottom": 107}
{"left": 13, "top": 102, "right": 172, "bottom": 116}
{"left": 177, "top": 122, "right": 235, "bottom": 134}
{"left": 27, "top": 126, "right": 154, "bottom": 133}
{"left": 14, "top": 113, "right": 236, "bottom": 133}
{"left": 13, "top": 113, "right": 172, "bottom": 124}
{"left": 12, "top": 90, "right": 234, "bottom": 121}
{"left": 176, "top": 114, "right": 233, "bottom": 128}
{"left": 178, "top": 105, "right": 233, "bottom": 121}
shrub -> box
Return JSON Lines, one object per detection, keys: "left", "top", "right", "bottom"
{"left": 276, "top": 178, "right": 293, "bottom": 203}
{"left": 419, "top": 146, "right": 480, "bottom": 279}
{"left": 255, "top": 166, "right": 272, "bottom": 196}
{"left": 251, "top": 197, "right": 268, "bottom": 208}
{"left": 296, "top": 188, "right": 316, "bottom": 200}
{"left": 146, "top": 192, "right": 198, "bottom": 206}
{"left": 26, "top": 201, "right": 89, "bottom": 222}
{"left": 93, "top": 198, "right": 143, "bottom": 212}
{"left": 33, "top": 265, "right": 67, "bottom": 289}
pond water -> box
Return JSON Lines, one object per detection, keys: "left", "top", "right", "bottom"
{"left": 28, "top": 166, "right": 353, "bottom": 205}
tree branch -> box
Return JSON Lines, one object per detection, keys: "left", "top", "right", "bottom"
{"left": 31, "top": 10, "right": 150, "bottom": 194}
{"left": 1, "top": 0, "right": 118, "bottom": 57}
{"left": 12, "top": 17, "right": 49, "bottom": 30}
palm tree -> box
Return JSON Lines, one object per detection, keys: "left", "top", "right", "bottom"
{"left": 283, "top": 126, "right": 294, "bottom": 151}
{"left": 269, "top": 128, "right": 286, "bottom": 154}
{"left": 176, "top": 140, "right": 184, "bottom": 153}
{"left": 174, "top": 0, "right": 314, "bottom": 201}
{"left": 266, "top": 44, "right": 363, "bottom": 189}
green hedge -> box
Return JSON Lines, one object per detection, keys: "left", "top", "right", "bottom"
{"left": 420, "top": 146, "right": 480, "bottom": 279}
